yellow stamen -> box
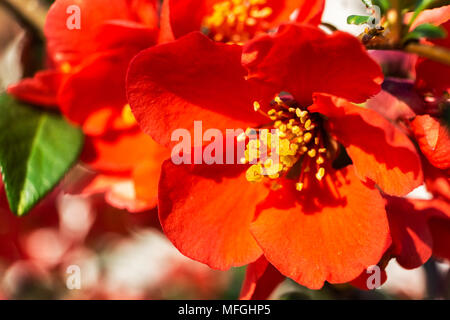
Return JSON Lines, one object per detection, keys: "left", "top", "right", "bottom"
{"left": 60, "top": 62, "right": 71, "bottom": 74}
{"left": 316, "top": 156, "right": 325, "bottom": 165}
{"left": 246, "top": 164, "right": 263, "bottom": 182}
{"left": 202, "top": 0, "right": 273, "bottom": 44}
{"left": 304, "top": 132, "right": 313, "bottom": 143}
{"left": 274, "top": 96, "right": 283, "bottom": 104}
{"left": 121, "top": 104, "right": 137, "bottom": 126}
{"left": 244, "top": 93, "right": 329, "bottom": 192}
{"left": 316, "top": 167, "right": 326, "bottom": 181}
{"left": 307, "top": 149, "right": 317, "bottom": 158}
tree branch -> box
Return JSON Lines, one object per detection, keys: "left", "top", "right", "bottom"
{"left": 365, "top": 42, "right": 450, "bottom": 66}
{"left": 405, "top": 43, "right": 450, "bottom": 66}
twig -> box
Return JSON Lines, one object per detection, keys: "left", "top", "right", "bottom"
{"left": 365, "top": 41, "right": 450, "bottom": 66}
{"left": 320, "top": 22, "right": 338, "bottom": 33}
{"left": 405, "top": 43, "right": 450, "bottom": 66}
{"left": 387, "top": 0, "right": 402, "bottom": 46}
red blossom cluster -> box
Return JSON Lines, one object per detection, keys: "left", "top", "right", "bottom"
{"left": 1, "top": 0, "right": 450, "bottom": 299}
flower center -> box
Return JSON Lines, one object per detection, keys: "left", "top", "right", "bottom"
{"left": 202, "top": 0, "right": 273, "bottom": 44}
{"left": 242, "top": 93, "right": 329, "bottom": 192}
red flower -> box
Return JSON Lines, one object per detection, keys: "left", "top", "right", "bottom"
{"left": 160, "top": 0, "right": 325, "bottom": 43}
{"left": 411, "top": 114, "right": 450, "bottom": 170}
{"left": 43, "top": 0, "right": 158, "bottom": 135}
{"left": 8, "top": 0, "right": 169, "bottom": 211}
{"left": 127, "top": 24, "right": 424, "bottom": 288}
{"left": 386, "top": 196, "right": 450, "bottom": 267}
{"left": 411, "top": 13, "right": 450, "bottom": 202}
{"left": 365, "top": 89, "right": 450, "bottom": 206}
{"left": 422, "top": 158, "right": 450, "bottom": 202}
{"left": 240, "top": 256, "right": 284, "bottom": 300}
{"left": 7, "top": 70, "right": 62, "bottom": 108}
{"left": 0, "top": 181, "right": 59, "bottom": 263}
{"left": 366, "top": 8, "right": 450, "bottom": 209}
{"left": 411, "top": 4, "right": 450, "bottom": 95}
{"left": 352, "top": 196, "right": 450, "bottom": 290}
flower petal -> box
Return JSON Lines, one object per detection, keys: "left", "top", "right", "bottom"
{"left": 81, "top": 128, "right": 163, "bottom": 173}
{"left": 127, "top": 32, "right": 271, "bottom": 148}
{"left": 7, "top": 70, "right": 61, "bottom": 108}
{"left": 263, "top": 0, "right": 325, "bottom": 27}
{"left": 160, "top": 0, "right": 217, "bottom": 41}
{"left": 242, "top": 23, "right": 383, "bottom": 106}
{"left": 128, "top": 0, "right": 160, "bottom": 28}
{"left": 365, "top": 90, "right": 417, "bottom": 122}
{"left": 240, "top": 256, "right": 284, "bottom": 300}
{"left": 104, "top": 179, "right": 156, "bottom": 213}
{"left": 423, "top": 157, "right": 450, "bottom": 202}
{"left": 385, "top": 196, "right": 433, "bottom": 269}
{"left": 292, "top": 0, "right": 325, "bottom": 25}
{"left": 411, "top": 115, "right": 450, "bottom": 170}
{"left": 94, "top": 20, "right": 157, "bottom": 52}
{"left": 312, "top": 94, "right": 423, "bottom": 196}
{"left": 158, "top": 160, "right": 269, "bottom": 270}
{"left": 350, "top": 267, "right": 388, "bottom": 291}
{"left": 418, "top": 199, "right": 450, "bottom": 261}
{"left": 133, "top": 156, "right": 171, "bottom": 205}
{"left": 415, "top": 21, "right": 450, "bottom": 94}
{"left": 58, "top": 49, "right": 139, "bottom": 130}
{"left": 250, "top": 166, "right": 390, "bottom": 289}
{"left": 407, "top": 5, "right": 450, "bottom": 30}
{"left": 45, "top": 0, "right": 133, "bottom": 64}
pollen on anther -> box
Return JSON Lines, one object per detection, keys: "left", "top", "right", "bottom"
{"left": 274, "top": 96, "right": 283, "bottom": 104}
{"left": 304, "top": 132, "right": 313, "bottom": 143}
{"left": 307, "top": 149, "right": 317, "bottom": 158}
{"left": 121, "top": 104, "right": 137, "bottom": 126}
{"left": 316, "top": 167, "right": 325, "bottom": 181}
{"left": 60, "top": 62, "right": 72, "bottom": 74}
{"left": 246, "top": 164, "right": 263, "bottom": 182}
{"left": 316, "top": 156, "right": 325, "bottom": 165}
{"left": 202, "top": 0, "right": 273, "bottom": 43}
{"left": 244, "top": 92, "right": 329, "bottom": 192}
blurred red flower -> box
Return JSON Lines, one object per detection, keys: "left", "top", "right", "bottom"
{"left": 411, "top": 18, "right": 450, "bottom": 173}
{"left": 412, "top": 14, "right": 450, "bottom": 205}
{"left": 8, "top": 0, "right": 170, "bottom": 212}
{"left": 386, "top": 196, "right": 450, "bottom": 267}
{"left": 367, "top": 8, "right": 450, "bottom": 205}
{"left": 0, "top": 181, "right": 59, "bottom": 263}
{"left": 127, "top": 24, "right": 424, "bottom": 289}
{"left": 411, "top": 115, "right": 450, "bottom": 171}
{"left": 351, "top": 196, "right": 450, "bottom": 291}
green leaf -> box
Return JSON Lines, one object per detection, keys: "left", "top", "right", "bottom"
{"left": 0, "top": 94, "right": 84, "bottom": 216}
{"left": 404, "top": 23, "right": 447, "bottom": 42}
{"left": 372, "top": 0, "right": 390, "bottom": 12}
{"left": 347, "top": 15, "right": 375, "bottom": 25}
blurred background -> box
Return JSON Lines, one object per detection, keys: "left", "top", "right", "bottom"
{"left": 0, "top": 0, "right": 449, "bottom": 300}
